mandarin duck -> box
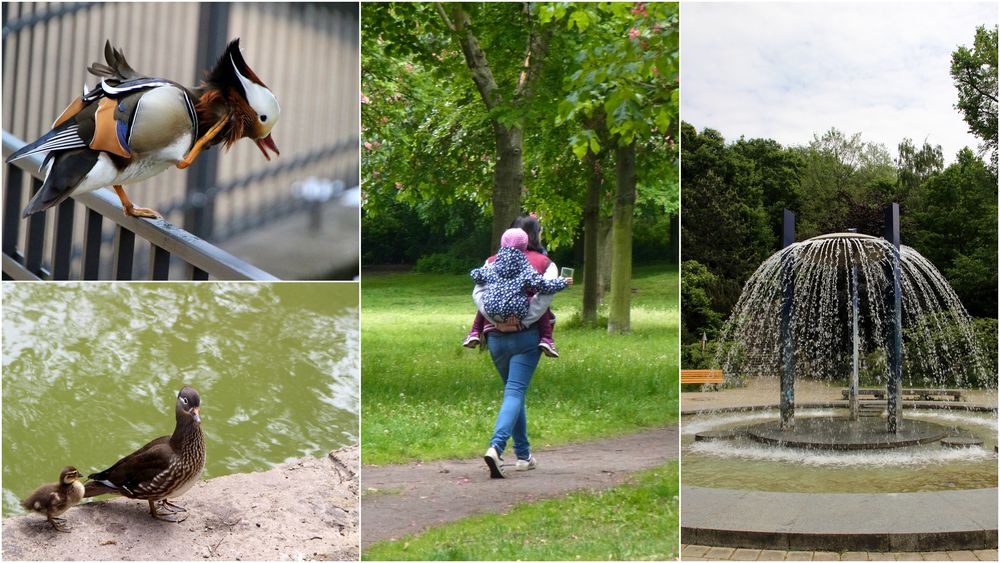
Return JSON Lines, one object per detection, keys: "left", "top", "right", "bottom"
{"left": 84, "top": 386, "right": 205, "bottom": 522}
{"left": 20, "top": 466, "right": 85, "bottom": 532}
{"left": 6, "top": 39, "right": 280, "bottom": 219}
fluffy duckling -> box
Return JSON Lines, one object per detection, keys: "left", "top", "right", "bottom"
{"left": 20, "top": 466, "right": 85, "bottom": 532}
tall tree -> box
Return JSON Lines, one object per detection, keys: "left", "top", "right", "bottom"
{"left": 544, "top": 2, "right": 680, "bottom": 333}
{"left": 436, "top": 3, "right": 553, "bottom": 245}
{"left": 951, "top": 25, "right": 998, "bottom": 173}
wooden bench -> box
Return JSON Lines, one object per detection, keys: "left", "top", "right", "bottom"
{"left": 840, "top": 388, "right": 962, "bottom": 401}
{"left": 681, "top": 369, "right": 725, "bottom": 385}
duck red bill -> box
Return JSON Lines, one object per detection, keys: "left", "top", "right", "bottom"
{"left": 255, "top": 134, "right": 280, "bottom": 161}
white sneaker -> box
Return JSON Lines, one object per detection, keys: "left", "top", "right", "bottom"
{"left": 515, "top": 455, "right": 537, "bottom": 471}
{"left": 484, "top": 446, "right": 505, "bottom": 478}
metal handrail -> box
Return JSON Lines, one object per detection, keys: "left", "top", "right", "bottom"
{"left": 2, "top": 130, "right": 278, "bottom": 281}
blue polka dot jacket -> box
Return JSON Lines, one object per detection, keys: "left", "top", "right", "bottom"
{"left": 470, "top": 246, "right": 569, "bottom": 322}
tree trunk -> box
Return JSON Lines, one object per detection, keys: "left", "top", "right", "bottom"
{"left": 492, "top": 123, "right": 525, "bottom": 246}
{"left": 439, "top": 3, "right": 550, "bottom": 249}
{"left": 608, "top": 141, "right": 637, "bottom": 334}
{"left": 581, "top": 149, "right": 603, "bottom": 324}
{"left": 596, "top": 216, "right": 613, "bottom": 298}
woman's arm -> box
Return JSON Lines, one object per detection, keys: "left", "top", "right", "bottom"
{"left": 522, "top": 261, "right": 558, "bottom": 326}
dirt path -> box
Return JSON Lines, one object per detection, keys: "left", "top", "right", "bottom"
{"left": 361, "top": 426, "right": 678, "bottom": 548}
{"left": 2, "top": 446, "right": 359, "bottom": 561}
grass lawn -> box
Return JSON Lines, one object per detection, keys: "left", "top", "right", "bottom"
{"left": 363, "top": 462, "right": 680, "bottom": 561}
{"left": 361, "top": 263, "right": 679, "bottom": 465}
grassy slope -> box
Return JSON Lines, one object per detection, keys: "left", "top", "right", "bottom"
{"left": 362, "top": 462, "right": 680, "bottom": 561}
{"left": 361, "top": 264, "right": 679, "bottom": 465}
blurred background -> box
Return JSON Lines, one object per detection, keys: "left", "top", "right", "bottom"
{"left": 2, "top": 2, "right": 359, "bottom": 279}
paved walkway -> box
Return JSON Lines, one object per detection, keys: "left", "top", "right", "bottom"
{"left": 361, "top": 426, "right": 678, "bottom": 548}
{"left": 681, "top": 544, "right": 999, "bottom": 560}
{"left": 682, "top": 486, "right": 998, "bottom": 552}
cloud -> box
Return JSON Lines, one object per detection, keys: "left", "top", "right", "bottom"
{"left": 682, "top": 2, "right": 998, "bottom": 162}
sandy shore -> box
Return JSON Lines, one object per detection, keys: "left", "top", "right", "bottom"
{"left": 2, "top": 446, "right": 359, "bottom": 561}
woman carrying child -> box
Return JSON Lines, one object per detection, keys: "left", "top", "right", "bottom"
{"left": 469, "top": 215, "right": 572, "bottom": 478}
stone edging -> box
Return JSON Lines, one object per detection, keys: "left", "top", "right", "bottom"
{"left": 681, "top": 486, "right": 999, "bottom": 552}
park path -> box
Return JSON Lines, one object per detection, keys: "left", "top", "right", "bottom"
{"left": 360, "top": 425, "right": 678, "bottom": 548}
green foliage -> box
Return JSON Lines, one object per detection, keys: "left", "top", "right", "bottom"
{"left": 951, "top": 25, "right": 998, "bottom": 172}
{"left": 680, "top": 260, "right": 723, "bottom": 343}
{"left": 909, "top": 148, "right": 998, "bottom": 317}
{"left": 796, "top": 128, "right": 897, "bottom": 237}
{"left": 903, "top": 314, "right": 996, "bottom": 389}
{"left": 361, "top": 265, "right": 678, "bottom": 465}
{"left": 682, "top": 121, "right": 998, "bottom": 355}
{"left": 679, "top": 123, "right": 776, "bottom": 318}
{"left": 681, "top": 341, "right": 717, "bottom": 370}
{"left": 363, "top": 463, "right": 680, "bottom": 560}
{"left": 413, "top": 252, "right": 478, "bottom": 275}
{"left": 362, "top": 2, "right": 680, "bottom": 264}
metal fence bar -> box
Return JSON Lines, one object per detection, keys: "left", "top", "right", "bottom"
{"left": 3, "top": 131, "right": 278, "bottom": 280}
{"left": 52, "top": 197, "right": 75, "bottom": 279}
{"left": 112, "top": 225, "right": 135, "bottom": 280}
{"left": 24, "top": 177, "right": 46, "bottom": 276}
{"left": 150, "top": 245, "right": 170, "bottom": 280}
{"left": 81, "top": 208, "right": 102, "bottom": 279}
{"left": 3, "top": 164, "right": 23, "bottom": 257}
{"left": 1, "top": 2, "right": 95, "bottom": 38}
{"left": 3, "top": 253, "right": 41, "bottom": 280}
{"left": 183, "top": 2, "right": 228, "bottom": 238}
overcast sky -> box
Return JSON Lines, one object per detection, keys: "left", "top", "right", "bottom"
{"left": 681, "top": 3, "right": 998, "bottom": 163}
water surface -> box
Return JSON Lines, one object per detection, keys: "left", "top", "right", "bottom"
{"left": 2, "top": 282, "right": 359, "bottom": 516}
{"left": 682, "top": 408, "right": 998, "bottom": 493}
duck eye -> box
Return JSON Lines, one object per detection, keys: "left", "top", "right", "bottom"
{"left": 181, "top": 397, "right": 189, "bottom": 405}
{"left": 260, "top": 114, "right": 268, "bottom": 123}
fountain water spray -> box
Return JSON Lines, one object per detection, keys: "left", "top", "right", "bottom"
{"left": 716, "top": 203, "right": 988, "bottom": 443}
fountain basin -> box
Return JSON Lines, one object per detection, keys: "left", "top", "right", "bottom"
{"left": 744, "top": 417, "right": 949, "bottom": 450}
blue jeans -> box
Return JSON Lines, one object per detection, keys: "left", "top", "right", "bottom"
{"left": 487, "top": 328, "right": 541, "bottom": 460}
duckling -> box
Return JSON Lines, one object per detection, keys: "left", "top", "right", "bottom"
{"left": 20, "top": 466, "right": 85, "bottom": 532}
{"left": 84, "top": 386, "right": 205, "bottom": 522}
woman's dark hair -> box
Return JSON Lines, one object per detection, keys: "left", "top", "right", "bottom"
{"left": 510, "top": 214, "right": 545, "bottom": 254}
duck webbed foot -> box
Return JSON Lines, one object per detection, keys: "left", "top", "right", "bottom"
{"left": 148, "top": 499, "right": 188, "bottom": 522}
{"left": 47, "top": 516, "right": 72, "bottom": 533}
{"left": 160, "top": 499, "right": 187, "bottom": 513}
{"left": 113, "top": 185, "right": 162, "bottom": 219}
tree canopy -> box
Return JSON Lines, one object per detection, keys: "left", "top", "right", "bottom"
{"left": 362, "top": 2, "right": 679, "bottom": 276}
{"left": 951, "top": 24, "right": 998, "bottom": 173}
{"left": 681, "top": 123, "right": 997, "bottom": 356}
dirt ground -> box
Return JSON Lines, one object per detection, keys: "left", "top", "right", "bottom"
{"left": 2, "top": 446, "right": 359, "bottom": 561}
{"left": 361, "top": 426, "right": 678, "bottom": 549}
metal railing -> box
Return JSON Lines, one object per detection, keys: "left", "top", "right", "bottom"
{"left": 2, "top": 131, "right": 278, "bottom": 281}
{"left": 2, "top": 2, "right": 359, "bottom": 244}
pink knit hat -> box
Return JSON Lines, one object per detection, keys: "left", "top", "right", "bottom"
{"left": 500, "top": 228, "right": 529, "bottom": 250}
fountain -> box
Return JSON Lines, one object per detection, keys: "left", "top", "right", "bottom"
{"left": 681, "top": 204, "right": 997, "bottom": 552}
{"left": 710, "top": 204, "right": 989, "bottom": 450}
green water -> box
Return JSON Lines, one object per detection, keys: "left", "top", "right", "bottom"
{"left": 2, "top": 282, "right": 359, "bottom": 516}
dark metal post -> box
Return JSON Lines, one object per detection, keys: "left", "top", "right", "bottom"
{"left": 183, "top": 2, "right": 229, "bottom": 239}
{"left": 885, "top": 203, "right": 903, "bottom": 432}
{"left": 780, "top": 209, "right": 796, "bottom": 430}
{"left": 848, "top": 229, "right": 859, "bottom": 421}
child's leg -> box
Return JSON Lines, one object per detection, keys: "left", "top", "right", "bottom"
{"left": 463, "top": 311, "right": 486, "bottom": 348}
{"left": 537, "top": 308, "right": 559, "bottom": 357}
